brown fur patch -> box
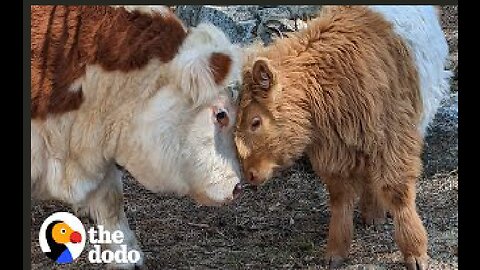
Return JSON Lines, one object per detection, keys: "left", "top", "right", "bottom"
{"left": 235, "top": 6, "right": 427, "bottom": 262}
{"left": 209, "top": 52, "right": 232, "bottom": 85}
{"left": 31, "top": 6, "right": 187, "bottom": 119}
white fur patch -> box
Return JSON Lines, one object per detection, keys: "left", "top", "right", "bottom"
{"left": 369, "top": 6, "right": 452, "bottom": 136}
{"left": 68, "top": 77, "right": 84, "bottom": 92}
{"left": 111, "top": 5, "right": 172, "bottom": 17}
{"left": 31, "top": 122, "right": 46, "bottom": 185}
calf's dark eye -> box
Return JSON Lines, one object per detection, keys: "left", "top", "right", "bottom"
{"left": 216, "top": 111, "right": 226, "bottom": 121}
{"left": 251, "top": 117, "right": 261, "bottom": 131}
{"left": 216, "top": 110, "right": 229, "bottom": 127}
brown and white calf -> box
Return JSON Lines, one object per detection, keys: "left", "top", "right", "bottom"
{"left": 234, "top": 6, "right": 451, "bottom": 270}
{"left": 31, "top": 5, "right": 242, "bottom": 269}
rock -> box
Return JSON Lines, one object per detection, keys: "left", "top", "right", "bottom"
{"left": 175, "top": 5, "right": 259, "bottom": 44}
{"left": 255, "top": 5, "right": 320, "bottom": 45}
{"left": 422, "top": 93, "right": 458, "bottom": 176}
{"left": 258, "top": 18, "right": 309, "bottom": 45}
{"left": 284, "top": 5, "right": 322, "bottom": 20}
{"left": 257, "top": 6, "right": 291, "bottom": 21}
{"left": 258, "top": 5, "right": 321, "bottom": 20}
{"left": 174, "top": 5, "right": 321, "bottom": 45}
{"left": 257, "top": 5, "right": 321, "bottom": 20}
{"left": 174, "top": 5, "right": 203, "bottom": 26}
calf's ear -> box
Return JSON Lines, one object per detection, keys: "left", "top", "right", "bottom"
{"left": 252, "top": 58, "right": 276, "bottom": 91}
{"left": 209, "top": 52, "right": 232, "bottom": 86}
{"left": 170, "top": 23, "right": 240, "bottom": 107}
{"left": 171, "top": 50, "right": 235, "bottom": 107}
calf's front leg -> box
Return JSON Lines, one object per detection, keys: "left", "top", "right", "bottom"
{"left": 76, "top": 166, "right": 145, "bottom": 270}
{"left": 322, "top": 176, "right": 357, "bottom": 269}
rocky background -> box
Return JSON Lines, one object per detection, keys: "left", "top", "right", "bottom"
{"left": 31, "top": 5, "right": 458, "bottom": 270}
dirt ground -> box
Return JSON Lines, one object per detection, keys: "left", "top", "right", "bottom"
{"left": 30, "top": 6, "right": 458, "bottom": 270}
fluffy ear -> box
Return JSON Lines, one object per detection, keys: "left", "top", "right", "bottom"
{"left": 252, "top": 58, "right": 276, "bottom": 90}
{"left": 170, "top": 24, "right": 240, "bottom": 107}
{"left": 209, "top": 52, "right": 233, "bottom": 86}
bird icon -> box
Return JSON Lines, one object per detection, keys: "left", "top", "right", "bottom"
{"left": 44, "top": 220, "right": 82, "bottom": 263}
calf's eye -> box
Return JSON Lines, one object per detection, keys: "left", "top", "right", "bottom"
{"left": 251, "top": 116, "right": 262, "bottom": 132}
{"left": 216, "top": 110, "right": 229, "bottom": 127}
{"left": 216, "top": 111, "right": 226, "bottom": 121}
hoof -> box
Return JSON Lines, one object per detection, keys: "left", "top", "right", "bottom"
{"left": 362, "top": 215, "right": 387, "bottom": 227}
{"left": 326, "top": 255, "right": 345, "bottom": 269}
{"left": 405, "top": 255, "right": 428, "bottom": 270}
{"left": 362, "top": 210, "right": 387, "bottom": 227}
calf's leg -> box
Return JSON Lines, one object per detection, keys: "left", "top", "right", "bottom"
{"left": 373, "top": 151, "right": 428, "bottom": 270}
{"left": 76, "top": 166, "right": 144, "bottom": 270}
{"left": 359, "top": 176, "right": 387, "bottom": 226}
{"left": 322, "top": 176, "right": 357, "bottom": 269}
{"left": 308, "top": 147, "right": 357, "bottom": 269}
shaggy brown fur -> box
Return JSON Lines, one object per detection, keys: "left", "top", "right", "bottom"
{"left": 31, "top": 5, "right": 187, "bottom": 119}
{"left": 235, "top": 6, "right": 428, "bottom": 269}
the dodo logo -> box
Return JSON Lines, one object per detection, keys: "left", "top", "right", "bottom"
{"left": 39, "top": 212, "right": 86, "bottom": 264}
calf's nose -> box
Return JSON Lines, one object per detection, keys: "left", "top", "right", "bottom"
{"left": 232, "top": 183, "right": 243, "bottom": 199}
{"left": 248, "top": 169, "right": 259, "bottom": 184}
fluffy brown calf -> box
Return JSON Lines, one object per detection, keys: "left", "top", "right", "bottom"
{"left": 234, "top": 6, "right": 451, "bottom": 270}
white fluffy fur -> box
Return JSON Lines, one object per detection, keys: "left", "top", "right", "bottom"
{"left": 68, "top": 77, "right": 84, "bottom": 92}
{"left": 369, "top": 6, "right": 452, "bottom": 136}
{"left": 111, "top": 5, "right": 172, "bottom": 16}
{"left": 123, "top": 89, "right": 240, "bottom": 203}
{"left": 170, "top": 23, "right": 241, "bottom": 107}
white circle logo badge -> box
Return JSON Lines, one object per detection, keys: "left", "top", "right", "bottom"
{"left": 39, "top": 212, "right": 86, "bottom": 264}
